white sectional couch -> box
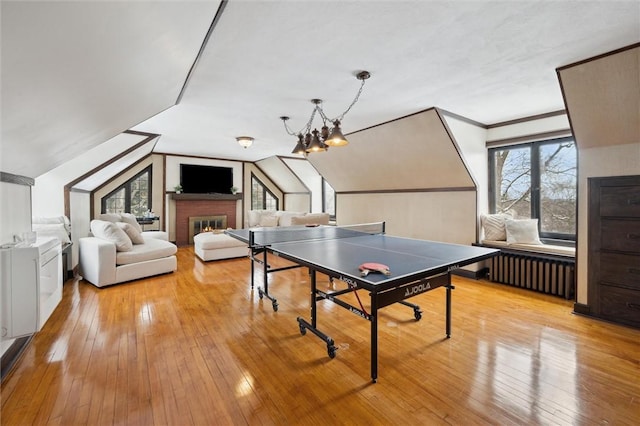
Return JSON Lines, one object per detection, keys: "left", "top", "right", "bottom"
{"left": 79, "top": 214, "right": 177, "bottom": 288}
{"left": 246, "top": 210, "right": 330, "bottom": 228}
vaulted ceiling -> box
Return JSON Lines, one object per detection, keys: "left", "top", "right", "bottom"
{"left": 2, "top": 1, "right": 639, "bottom": 179}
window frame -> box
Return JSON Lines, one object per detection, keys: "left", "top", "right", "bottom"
{"left": 101, "top": 165, "right": 153, "bottom": 215}
{"left": 488, "top": 136, "right": 577, "bottom": 242}
{"left": 250, "top": 173, "right": 279, "bottom": 210}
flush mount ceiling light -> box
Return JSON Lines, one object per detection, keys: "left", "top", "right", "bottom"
{"left": 236, "top": 136, "right": 254, "bottom": 149}
{"left": 280, "top": 71, "right": 371, "bottom": 155}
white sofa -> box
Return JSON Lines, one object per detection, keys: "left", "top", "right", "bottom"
{"left": 246, "top": 210, "right": 330, "bottom": 228}
{"left": 79, "top": 214, "right": 177, "bottom": 288}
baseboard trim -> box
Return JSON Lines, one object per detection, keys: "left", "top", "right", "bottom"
{"left": 573, "top": 303, "right": 590, "bottom": 316}
{"left": 1, "top": 335, "right": 32, "bottom": 382}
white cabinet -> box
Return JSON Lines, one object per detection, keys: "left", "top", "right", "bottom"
{"left": 1, "top": 237, "right": 62, "bottom": 340}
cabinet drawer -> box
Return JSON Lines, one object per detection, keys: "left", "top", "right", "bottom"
{"left": 598, "top": 285, "right": 640, "bottom": 327}
{"left": 600, "top": 253, "right": 640, "bottom": 290}
{"left": 601, "top": 219, "right": 640, "bottom": 253}
{"left": 600, "top": 185, "right": 640, "bottom": 217}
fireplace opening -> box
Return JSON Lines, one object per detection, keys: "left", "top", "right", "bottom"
{"left": 188, "top": 215, "right": 227, "bottom": 244}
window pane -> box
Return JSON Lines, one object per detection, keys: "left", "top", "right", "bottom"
{"left": 265, "top": 193, "right": 277, "bottom": 210}
{"left": 130, "top": 173, "right": 149, "bottom": 216}
{"left": 251, "top": 177, "right": 263, "bottom": 210}
{"left": 493, "top": 146, "right": 531, "bottom": 218}
{"left": 105, "top": 188, "right": 126, "bottom": 214}
{"left": 539, "top": 141, "right": 577, "bottom": 234}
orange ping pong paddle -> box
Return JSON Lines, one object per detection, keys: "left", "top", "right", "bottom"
{"left": 359, "top": 262, "right": 391, "bottom": 277}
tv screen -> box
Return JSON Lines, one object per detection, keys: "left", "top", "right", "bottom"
{"left": 180, "top": 164, "right": 234, "bottom": 194}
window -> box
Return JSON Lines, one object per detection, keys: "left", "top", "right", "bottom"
{"left": 489, "top": 137, "right": 576, "bottom": 240}
{"left": 251, "top": 174, "right": 278, "bottom": 210}
{"left": 322, "top": 178, "right": 335, "bottom": 219}
{"left": 101, "top": 166, "right": 152, "bottom": 216}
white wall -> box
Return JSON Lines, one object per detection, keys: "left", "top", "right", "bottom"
{"left": 337, "top": 191, "right": 477, "bottom": 244}
{"left": 69, "top": 190, "right": 91, "bottom": 270}
{"left": 283, "top": 158, "right": 322, "bottom": 212}
{"left": 441, "top": 114, "right": 488, "bottom": 238}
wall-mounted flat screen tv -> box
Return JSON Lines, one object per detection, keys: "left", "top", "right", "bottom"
{"left": 180, "top": 164, "right": 234, "bottom": 194}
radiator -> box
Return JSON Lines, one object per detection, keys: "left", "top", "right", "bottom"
{"left": 488, "top": 251, "right": 575, "bottom": 300}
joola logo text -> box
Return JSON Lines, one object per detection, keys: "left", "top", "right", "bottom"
{"left": 404, "top": 282, "right": 431, "bottom": 297}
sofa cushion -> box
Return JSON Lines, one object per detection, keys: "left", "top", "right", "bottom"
{"left": 277, "top": 211, "right": 307, "bottom": 227}
{"left": 115, "top": 237, "right": 177, "bottom": 265}
{"left": 248, "top": 209, "right": 276, "bottom": 227}
{"left": 120, "top": 213, "right": 143, "bottom": 233}
{"left": 259, "top": 214, "right": 279, "bottom": 227}
{"left": 290, "top": 213, "right": 330, "bottom": 226}
{"left": 194, "top": 232, "right": 246, "bottom": 249}
{"left": 91, "top": 220, "right": 133, "bottom": 252}
{"left": 98, "top": 213, "right": 122, "bottom": 223}
{"left": 116, "top": 222, "right": 145, "bottom": 244}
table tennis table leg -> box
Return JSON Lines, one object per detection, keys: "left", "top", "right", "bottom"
{"left": 296, "top": 270, "right": 337, "bottom": 359}
{"left": 257, "top": 249, "right": 278, "bottom": 311}
{"left": 371, "top": 293, "right": 378, "bottom": 383}
{"left": 446, "top": 284, "right": 455, "bottom": 338}
{"left": 250, "top": 249, "right": 255, "bottom": 289}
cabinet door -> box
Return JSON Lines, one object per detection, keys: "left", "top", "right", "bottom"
{"left": 1, "top": 247, "right": 39, "bottom": 339}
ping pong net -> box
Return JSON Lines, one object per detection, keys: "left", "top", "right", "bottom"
{"left": 247, "top": 222, "right": 385, "bottom": 247}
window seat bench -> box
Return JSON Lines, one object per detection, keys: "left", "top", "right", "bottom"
{"left": 474, "top": 240, "right": 575, "bottom": 300}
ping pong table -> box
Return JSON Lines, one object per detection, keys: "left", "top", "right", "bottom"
{"left": 226, "top": 223, "right": 498, "bottom": 382}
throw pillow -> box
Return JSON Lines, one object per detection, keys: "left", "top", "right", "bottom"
{"left": 505, "top": 219, "right": 542, "bottom": 245}
{"left": 98, "top": 213, "right": 122, "bottom": 223}
{"left": 480, "top": 212, "right": 513, "bottom": 241}
{"left": 90, "top": 220, "right": 133, "bottom": 252}
{"left": 116, "top": 222, "right": 145, "bottom": 244}
{"left": 120, "top": 213, "right": 144, "bottom": 233}
{"left": 259, "top": 215, "right": 279, "bottom": 227}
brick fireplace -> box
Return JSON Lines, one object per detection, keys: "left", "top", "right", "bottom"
{"left": 173, "top": 193, "right": 242, "bottom": 246}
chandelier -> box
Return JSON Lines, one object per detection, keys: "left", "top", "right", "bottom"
{"left": 280, "top": 71, "right": 371, "bottom": 155}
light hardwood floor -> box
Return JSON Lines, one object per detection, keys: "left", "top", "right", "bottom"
{"left": 2, "top": 246, "right": 639, "bottom": 425}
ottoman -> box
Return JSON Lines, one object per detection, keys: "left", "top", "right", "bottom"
{"left": 194, "top": 232, "right": 247, "bottom": 261}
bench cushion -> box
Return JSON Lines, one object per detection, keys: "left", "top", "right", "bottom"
{"left": 115, "top": 237, "right": 177, "bottom": 265}
{"left": 481, "top": 239, "right": 575, "bottom": 257}
{"left": 194, "top": 232, "right": 246, "bottom": 249}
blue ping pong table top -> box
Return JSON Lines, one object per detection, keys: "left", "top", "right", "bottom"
{"left": 226, "top": 227, "right": 499, "bottom": 287}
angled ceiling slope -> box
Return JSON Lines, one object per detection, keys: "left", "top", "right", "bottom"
{"left": 1, "top": 1, "right": 221, "bottom": 178}
{"left": 558, "top": 44, "right": 640, "bottom": 149}
{"left": 255, "top": 156, "right": 308, "bottom": 194}
{"left": 309, "top": 109, "right": 474, "bottom": 193}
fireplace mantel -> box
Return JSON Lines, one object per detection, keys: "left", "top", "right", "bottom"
{"left": 172, "top": 194, "right": 242, "bottom": 246}
{"left": 171, "top": 193, "right": 242, "bottom": 201}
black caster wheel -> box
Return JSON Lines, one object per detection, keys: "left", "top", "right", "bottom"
{"left": 414, "top": 310, "right": 422, "bottom": 321}
{"left": 258, "top": 289, "right": 264, "bottom": 299}
{"left": 327, "top": 345, "right": 337, "bottom": 359}
{"left": 299, "top": 324, "right": 306, "bottom": 335}
{"left": 272, "top": 302, "right": 278, "bottom": 312}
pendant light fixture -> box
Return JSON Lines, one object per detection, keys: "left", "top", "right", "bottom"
{"left": 280, "top": 71, "right": 371, "bottom": 155}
